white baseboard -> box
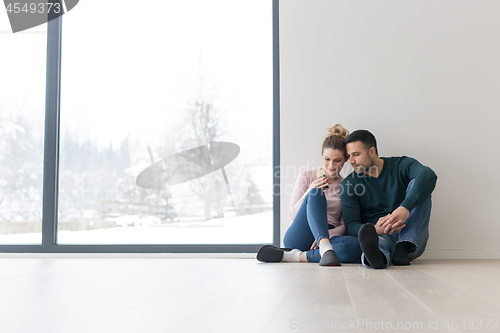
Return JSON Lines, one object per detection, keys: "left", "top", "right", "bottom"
{"left": 419, "top": 249, "right": 500, "bottom": 259}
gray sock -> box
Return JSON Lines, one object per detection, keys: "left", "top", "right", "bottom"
{"left": 282, "top": 249, "right": 301, "bottom": 262}
{"left": 319, "top": 242, "right": 333, "bottom": 257}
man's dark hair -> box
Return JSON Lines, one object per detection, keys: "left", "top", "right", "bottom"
{"left": 345, "top": 130, "right": 378, "bottom": 155}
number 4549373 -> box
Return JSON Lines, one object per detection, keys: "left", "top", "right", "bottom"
{"left": 444, "top": 319, "right": 498, "bottom": 330}
{"left": 6, "top": 2, "right": 61, "bottom": 14}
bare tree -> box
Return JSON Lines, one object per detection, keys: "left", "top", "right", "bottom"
{"left": 173, "top": 79, "right": 230, "bottom": 220}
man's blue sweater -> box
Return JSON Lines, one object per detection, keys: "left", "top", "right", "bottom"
{"left": 340, "top": 156, "right": 437, "bottom": 236}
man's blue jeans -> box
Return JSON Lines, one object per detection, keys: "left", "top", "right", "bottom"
{"left": 361, "top": 180, "right": 432, "bottom": 268}
{"left": 283, "top": 188, "right": 362, "bottom": 263}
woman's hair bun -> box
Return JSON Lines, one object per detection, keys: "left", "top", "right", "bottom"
{"left": 327, "top": 124, "right": 349, "bottom": 139}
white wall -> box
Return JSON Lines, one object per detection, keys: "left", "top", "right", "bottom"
{"left": 280, "top": 0, "right": 500, "bottom": 258}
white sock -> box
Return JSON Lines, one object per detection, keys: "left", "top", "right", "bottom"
{"left": 282, "top": 249, "right": 301, "bottom": 262}
{"left": 319, "top": 242, "right": 333, "bottom": 257}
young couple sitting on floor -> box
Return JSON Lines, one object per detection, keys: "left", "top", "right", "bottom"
{"left": 257, "top": 125, "right": 437, "bottom": 269}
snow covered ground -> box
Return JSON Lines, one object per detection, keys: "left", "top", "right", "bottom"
{"left": 0, "top": 211, "right": 273, "bottom": 245}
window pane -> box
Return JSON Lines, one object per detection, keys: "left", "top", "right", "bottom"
{"left": 0, "top": 14, "right": 46, "bottom": 244}
{"left": 58, "top": 0, "right": 273, "bottom": 244}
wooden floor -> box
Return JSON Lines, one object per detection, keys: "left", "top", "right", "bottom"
{"left": 0, "top": 258, "right": 499, "bottom": 333}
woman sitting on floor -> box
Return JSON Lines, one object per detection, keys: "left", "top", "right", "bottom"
{"left": 257, "top": 124, "right": 362, "bottom": 266}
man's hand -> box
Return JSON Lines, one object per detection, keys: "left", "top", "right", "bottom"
{"left": 380, "top": 206, "right": 410, "bottom": 234}
{"left": 375, "top": 214, "right": 392, "bottom": 235}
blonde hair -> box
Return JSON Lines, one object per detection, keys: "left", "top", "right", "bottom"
{"left": 322, "top": 124, "right": 349, "bottom": 158}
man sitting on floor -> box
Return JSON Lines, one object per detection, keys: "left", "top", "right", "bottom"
{"left": 340, "top": 130, "right": 437, "bottom": 269}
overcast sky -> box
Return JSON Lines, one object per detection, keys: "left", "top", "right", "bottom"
{"left": 60, "top": 0, "right": 273, "bottom": 163}
{"left": 1, "top": 0, "right": 273, "bottom": 164}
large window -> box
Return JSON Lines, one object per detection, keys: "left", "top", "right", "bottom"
{"left": 58, "top": 0, "right": 273, "bottom": 245}
{"left": 0, "top": 0, "right": 279, "bottom": 251}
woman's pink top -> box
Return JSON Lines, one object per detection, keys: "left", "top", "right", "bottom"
{"left": 289, "top": 169, "right": 346, "bottom": 238}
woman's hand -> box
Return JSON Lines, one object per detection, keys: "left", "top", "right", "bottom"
{"left": 308, "top": 175, "right": 330, "bottom": 192}
{"left": 310, "top": 240, "right": 319, "bottom": 250}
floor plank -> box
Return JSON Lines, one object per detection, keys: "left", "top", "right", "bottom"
{"left": 345, "top": 264, "right": 442, "bottom": 332}
{"left": 415, "top": 261, "right": 500, "bottom": 308}
{"left": 263, "top": 263, "right": 356, "bottom": 333}
{"left": 385, "top": 261, "right": 500, "bottom": 333}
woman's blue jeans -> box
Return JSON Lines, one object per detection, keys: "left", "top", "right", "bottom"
{"left": 283, "top": 188, "right": 362, "bottom": 263}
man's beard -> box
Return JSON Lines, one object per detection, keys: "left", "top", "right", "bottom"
{"left": 356, "top": 157, "right": 374, "bottom": 174}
